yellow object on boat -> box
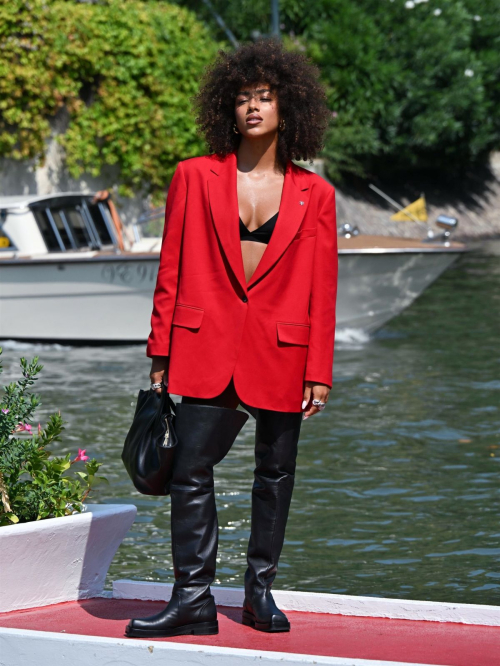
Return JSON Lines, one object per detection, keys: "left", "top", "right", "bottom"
{"left": 391, "top": 195, "right": 428, "bottom": 222}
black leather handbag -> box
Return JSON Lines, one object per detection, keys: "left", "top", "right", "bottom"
{"left": 121, "top": 382, "right": 178, "bottom": 496}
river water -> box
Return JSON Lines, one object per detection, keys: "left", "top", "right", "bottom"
{"left": 1, "top": 246, "right": 499, "bottom": 605}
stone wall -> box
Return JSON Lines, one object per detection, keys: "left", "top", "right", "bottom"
{"left": 0, "top": 117, "right": 150, "bottom": 227}
{"left": 308, "top": 153, "right": 500, "bottom": 242}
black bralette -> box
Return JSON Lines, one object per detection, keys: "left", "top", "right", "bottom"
{"left": 239, "top": 212, "right": 279, "bottom": 245}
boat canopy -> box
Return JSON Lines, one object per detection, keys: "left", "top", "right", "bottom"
{"left": 0, "top": 194, "right": 117, "bottom": 253}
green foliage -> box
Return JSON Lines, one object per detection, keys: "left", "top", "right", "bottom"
{"left": 180, "top": 0, "right": 500, "bottom": 180}
{"left": 0, "top": 347, "right": 107, "bottom": 527}
{"left": 0, "top": 0, "right": 218, "bottom": 200}
{"left": 2, "top": 0, "right": 499, "bottom": 191}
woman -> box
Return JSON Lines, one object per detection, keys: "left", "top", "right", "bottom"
{"left": 126, "top": 37, "right": 337, "bottom": 638}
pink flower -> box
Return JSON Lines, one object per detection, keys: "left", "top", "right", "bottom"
{"left": 74, "top": 448, "right": 89, "bottom": 462}
{"left": 38, "top": 422, "right": 42, "bottom": 434}
{"left": 13, "top": 422, "right": 32, "bottom": 433}
{"left": 1, "top": 408, "right": 8, "bottom": 414}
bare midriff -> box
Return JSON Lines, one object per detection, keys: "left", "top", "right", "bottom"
{"left": 240, "top": 240, "right": 267, "bottom": 284}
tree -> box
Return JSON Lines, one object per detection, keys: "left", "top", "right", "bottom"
{"left": 0, "top": 0, "right": 219, "bottom": 199}
{"left": 176, "top": 0, "right": 500, "bottom": 180}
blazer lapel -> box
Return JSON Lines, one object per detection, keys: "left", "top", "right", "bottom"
{"left": 207, "top": 151, "right": 310, "bottom": 293}
{"left": 246, "top": 161, "right": 309, "bottom": 289}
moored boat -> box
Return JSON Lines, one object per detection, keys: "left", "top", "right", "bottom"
{"left": 0, "top": 192, "right": 467, "bottom": 343}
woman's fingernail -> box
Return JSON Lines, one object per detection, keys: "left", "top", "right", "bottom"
{"left": 303, "top": 414, "right": 308, "bottom": 420}
{"left": 301, "top": 400, "right": 307, "bottom": 409}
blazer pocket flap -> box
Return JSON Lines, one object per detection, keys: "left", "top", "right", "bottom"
{"left": 276, "top": 322, "right": 310, "bottom": 346}
{"left": 172, "top": 303, "right": 205, "bottom": 329}
{"left": 293, "top": 227, "right": 317, "bottom": 241}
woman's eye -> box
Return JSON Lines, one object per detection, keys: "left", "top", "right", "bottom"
{"left": 236, "top": 97, "right": 272, "bottom": 104}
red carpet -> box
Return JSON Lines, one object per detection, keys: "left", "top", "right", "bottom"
{"left": 0, "top": 598, "right": 499, "bottom": 665}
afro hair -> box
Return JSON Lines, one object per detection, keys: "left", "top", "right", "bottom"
{"left": 193, "top": 37, "right": 331, "bottom": 171}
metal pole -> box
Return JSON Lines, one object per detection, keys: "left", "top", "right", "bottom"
{"left": 368, "top": 183, "right": 426, "bottom": 226}
{"left": 271, "top": 0, "right": 280, "bottom": 37}
{"left": 201, "top": 0, "right": 239, "bottom": 48}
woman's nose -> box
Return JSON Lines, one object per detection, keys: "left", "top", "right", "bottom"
{"left": 248, "top": 95, "right": 260, "bottom": 111}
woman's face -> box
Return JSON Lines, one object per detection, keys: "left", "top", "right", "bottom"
{"left": 234, "top": 81, "right": 280, "bottom": 138}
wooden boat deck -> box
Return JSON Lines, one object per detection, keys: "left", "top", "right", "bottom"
{"left": 336, "top": 234, "right": 465, "bottom": 252}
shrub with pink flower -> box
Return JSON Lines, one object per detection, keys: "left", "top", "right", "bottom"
{"left": 0, "top": 347, "right": 107, "bottom": 526}
{"left": 73, "top": 448, "right": 89, "bottom": 463}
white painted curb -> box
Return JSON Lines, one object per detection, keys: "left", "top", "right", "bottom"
{"left": 113, "top": 579, "right": 500, "bottom": 626}
{"left": 0, "top": 503, "right": 137, "bottom": 613}
{"left": 0, "top": 627, "right": 446, "bottom": 666}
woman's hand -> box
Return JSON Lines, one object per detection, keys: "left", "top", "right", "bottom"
{"left": 302, "top": 381, "right": 330, "bottom": 419}
{"left": 150, "top": 356, "right": 170, "bottom": 394}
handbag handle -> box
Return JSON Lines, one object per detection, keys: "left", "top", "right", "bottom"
{"left": 159, "top": 381, "right": 177, "bottom": 416}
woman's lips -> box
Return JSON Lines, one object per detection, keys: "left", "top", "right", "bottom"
{"left": 246, "top": 117, "right": 263, "bottom": 125}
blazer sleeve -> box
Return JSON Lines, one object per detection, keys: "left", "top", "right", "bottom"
{"left": 146, "top": 161, "right": 187, "bottom": 358}
{"left": 304, "top": 185, "right": 338, "bottom": 389}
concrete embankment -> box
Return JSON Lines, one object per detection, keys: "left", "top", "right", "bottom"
{"left": 330, "top": 151, "right": 500, "bottom": 242}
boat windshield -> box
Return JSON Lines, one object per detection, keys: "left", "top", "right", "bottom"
{"left": 30, "top": 196, "right": 116, "bottom": 252}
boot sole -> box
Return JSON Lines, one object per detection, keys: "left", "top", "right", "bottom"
{"left": 125, "top": 620, "right": 218, "bottom": 638}
{"left": 242, "top": 610, "right": 290, "bottom": 633}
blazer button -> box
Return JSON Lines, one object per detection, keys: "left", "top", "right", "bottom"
{"left": 241, "top": 295, "right": 248, "bottom": 303}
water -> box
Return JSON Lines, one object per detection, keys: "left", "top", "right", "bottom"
{"left": 1, "top": 247, "right": 499, "bottom": 605}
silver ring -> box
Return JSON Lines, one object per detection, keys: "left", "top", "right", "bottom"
{"left": 312, "top": 399, "right": 326, "bottom": 411}
{"left": 150, "top": 381, "right": 163, "bottom": 390}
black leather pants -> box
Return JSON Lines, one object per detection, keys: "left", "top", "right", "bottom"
{"left": 240, "top": 401, "right": 302, "bottom": 630}
{"left": 126, "top": 378, "right": 302, "bottom": 638}
{"left": 169, "top": 402, "right": 250, "bottom": 610}
{"left": 125, "top": 401, "right": 248, "bottom": 637}
{"left": 181, "top": 377, "right": 303, "bottom": 631}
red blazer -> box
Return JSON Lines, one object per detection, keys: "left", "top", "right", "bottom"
{"left": 146, "top": 150, "right": 338, "bottom": 412}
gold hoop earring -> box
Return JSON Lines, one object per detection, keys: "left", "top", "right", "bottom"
{"left": 233, "top": 123, "right": 240, "bottom": 134}
{"left": 279, "top": 119, "right": 286, "bottom": 131}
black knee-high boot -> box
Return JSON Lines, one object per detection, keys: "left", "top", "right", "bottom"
{"left": 125, "top": 403, "right": 249, "bottom": 638}
{"left": 242, "top": 408, "right": 302, "bottom": 632}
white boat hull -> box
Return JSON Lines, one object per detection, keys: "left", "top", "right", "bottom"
{"left": 0, "top": 249, "right": 461, "bottom": 342}
{"left": 336, "top": 250, "right": 460, "bottom": 332}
